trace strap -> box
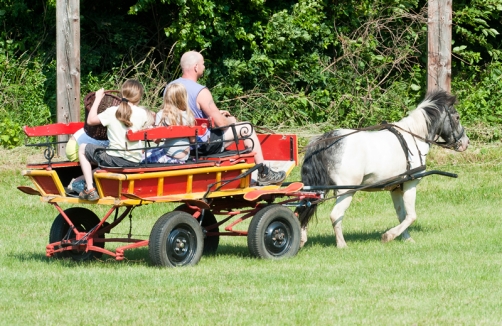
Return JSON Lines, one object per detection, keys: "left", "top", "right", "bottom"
{"left": 383, "top": 122, "right": 412, "bottom": 171}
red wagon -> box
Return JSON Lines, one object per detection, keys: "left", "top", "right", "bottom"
{"left": 18, "top": 120, "right": 310, "bottom": 267}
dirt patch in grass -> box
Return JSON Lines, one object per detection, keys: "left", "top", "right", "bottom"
{"left": 427, "top": 141, "right": 502, "bottom": 167}
{"left": 0, "top": 147, "right": 49, "bottom": 172}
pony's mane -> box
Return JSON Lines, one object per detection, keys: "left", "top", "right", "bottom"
{"left": 394, "top": 91, "right": 455, "bottom": 138}
{"left": 394, "top": 104, "right": 431, "bottom": 137}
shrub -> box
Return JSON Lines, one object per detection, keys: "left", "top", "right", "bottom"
{"left": 0, "top": 118, "right": 22, "bottom": 149}
{"left": 0, "top": 48, "right": 52, "bottom": 147}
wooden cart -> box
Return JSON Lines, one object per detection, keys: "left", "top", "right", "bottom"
{"left": 18, "top": 121, "right": 305, "bottom": 267}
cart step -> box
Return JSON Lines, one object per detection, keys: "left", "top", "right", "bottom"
{"left": 17, "top": 186, "right": 41, "bottom": 196}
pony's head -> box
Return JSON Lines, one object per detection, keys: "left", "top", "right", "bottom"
{"left": 420, "top": 91, "right": 469, "bottom": 152}
{"left": 438, "top": 104, "right": 469, "bottom": 151}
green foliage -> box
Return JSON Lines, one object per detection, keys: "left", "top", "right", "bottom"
{"left": 454, "top": 63, "right": 502, "bottom": 125}
{"left": 79, "top": 0, "right": 153, "bottom": 73}
{"left": 0, "top": 0, "right": 55, "bottom": 55}
{"left": 2, "top": 0, "right": 502, "bottom": 146}
{"left": 452, "top": 61, "right": 502, "bottom": 141}
{"left": 453, "top": 0, "right": 502, "bottom": 63}
{"left": 0, "top": 118, "right": 22, "bottom": 149}
{"left": 208, "top": 2, "right": 428, "bottom": 128}
{"left": 0, "top": 46, "right": 52, "bottom": 147}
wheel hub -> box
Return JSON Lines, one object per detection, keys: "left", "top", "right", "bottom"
{"left": 175, "top": 238, "right": 187, "bottom": 253}
{"left": 264, "top": 221, "right": 291, "bottom": 255}
{"left": 167, "top": 228, "right": 195, "bottom": 263}
{"left": 272, "top": 229, "right": 285, "bottom": 243}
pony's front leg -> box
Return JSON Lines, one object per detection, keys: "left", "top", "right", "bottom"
{"left": 382, "top": 181, "right": 418, "bottom": 243}
{"left": 390, "top": 189, "right": 414, "bottom": 242}
{"left": 330, "top": 193, "right": 354, "bottom": 248}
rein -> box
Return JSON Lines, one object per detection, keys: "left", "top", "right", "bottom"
{"left": 309, "top": 165, "right": 427, "bottom": 205}
{"left": 300, "top": 122, "right": 460, "bottom": 154}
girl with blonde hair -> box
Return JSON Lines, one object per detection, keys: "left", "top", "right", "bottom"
{"left": 143, "top": 82, "right": 195, "bottom": 164}
{"left": 158, "top": 82, "right": 195, "bottom": 128}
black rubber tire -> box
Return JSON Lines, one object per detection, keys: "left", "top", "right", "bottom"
{"left": 174, "top": 204, "right": 219, "bottom": 255}
{"left": 49, "top": 207, "right": 104, "bottom": 261}
{"left": 247, "top": 205, "right": 301, "bottom": 259}
{"left": 149, "top": 211, "right": 204, "bottom": 267}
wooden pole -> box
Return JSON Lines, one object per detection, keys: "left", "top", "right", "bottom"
{"left": 427, "top": 0, "right": 452, "bottom": 92}
{"left": 56, "top": 0, "right": 80, "bottom": 155}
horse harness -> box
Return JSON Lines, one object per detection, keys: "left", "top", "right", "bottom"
{"left": 433, "top": 105, "right": 466, "bottom": 151}
{"left": 303, "top": 123, "right": 430, "bottom": 204}
{"left": 382, "top": 122, "right": 417, "bottom": 171}
{"left": 302, "top": 103, "right": 464, "bottom": 154}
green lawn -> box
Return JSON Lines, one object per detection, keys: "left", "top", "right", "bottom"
{"left": 1, "top": 143, "right": 501, "bottom": 325}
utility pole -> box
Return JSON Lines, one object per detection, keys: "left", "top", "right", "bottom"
{"left": 56, "top": 0, "right": 80, "bottom": 155}
{"left": 428, "top": 0, "right": 452, "bottom": 92}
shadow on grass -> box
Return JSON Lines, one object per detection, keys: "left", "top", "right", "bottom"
{"left": 10, "top": 224, "right": 426, "bottom": 266}
{"left": 302, "top": 231, "right": 380, "bottom": 248}
{"left": 9, "top": 248, "right": 151, "bottom": 267}
{"left": 302, "top": 225, "right": 424, "bottom": 248}
{"left": 211, "top": 243, "right": 250, "bottom": 257}
{"left": 10, "top": 244, "right": 252, "bottom": 267}
{"left": 9, "top": 252, "right": 52, "bottom": 263}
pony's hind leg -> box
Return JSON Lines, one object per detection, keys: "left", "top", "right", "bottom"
{"left": 300, "top": 226, "right": 308, "bottom": 248}
{"left": 330, "top": 193, "right": 354, "bottom": 248}
{"left": 382, "top": 181, "right": 418, "bottom": 243}
{"left": 390, "top": 188, "right": 414, "bottom": 242}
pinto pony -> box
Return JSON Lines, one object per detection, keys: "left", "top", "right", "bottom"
{"left": 296, "top": 90, "right": 469, "bottom": 248}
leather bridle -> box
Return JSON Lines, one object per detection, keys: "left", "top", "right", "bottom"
{"left": 432, "top": 106, "right": 465, "bottom": 151}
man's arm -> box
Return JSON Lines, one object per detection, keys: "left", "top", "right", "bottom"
{"left": 197, "top": 88, "right": 235, "bottom": 127}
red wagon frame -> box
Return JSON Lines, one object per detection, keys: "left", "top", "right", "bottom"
{"left": 19, "top": 120, "right": 318, "bottom": 266}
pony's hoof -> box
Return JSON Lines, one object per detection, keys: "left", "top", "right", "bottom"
{"left": 336, "top": 242, "right": 348, "bottom": 249}
{"left": 381, "top": 233, "right": 395, "bottom": 243}
{"left": 300, "top": 241, "right": 306, "bottom": 248}
{"left": 404, "top": 237, "right": 415, "bottom": 243}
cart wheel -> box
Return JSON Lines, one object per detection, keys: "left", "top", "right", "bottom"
{"left": 175, "top": 204, "right": 219, "bottom": 255}
{"left": 49, "top": 207, "right": 105, "bottom": 261}
{"left": 247, "top": 205, "right": 301, "bottom": 260}
{"left": 149, "top": 211, "right": 204, "bottom": 267}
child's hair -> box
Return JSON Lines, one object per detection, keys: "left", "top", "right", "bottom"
{"left": 116, "top": 79, "right": 144, "bottom": 127}
{"left": 159, "top": 83, "right": 195, "bottom": 127}
{"left": 144, "top": 108, "right": 156, "bottom": 128}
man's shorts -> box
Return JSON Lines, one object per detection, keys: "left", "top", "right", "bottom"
{"left": 84, "top": 144, "right": 138, "bottom": 167}
{"left": 198, "top": 129, "right": 225, "bottom": 156}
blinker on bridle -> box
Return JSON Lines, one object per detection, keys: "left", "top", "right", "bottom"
{"left": 433, "top": 105, "right": 464, "bottom": 150}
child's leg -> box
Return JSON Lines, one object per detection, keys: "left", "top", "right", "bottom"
{"left": 78, "top": 143, "right": 95, "bottom": 190}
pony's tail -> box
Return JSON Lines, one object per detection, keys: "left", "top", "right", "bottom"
{"left": 295, "top": 205, "right": 318, "bottom": 229}
{"left": 295, "top": 133, "right": 331, "bottom": 228}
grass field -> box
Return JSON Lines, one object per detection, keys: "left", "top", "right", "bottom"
{"left": 1, "top": 143, "right": 501, "bottom": 325}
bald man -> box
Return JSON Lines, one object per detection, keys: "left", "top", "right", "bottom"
{"left": 166, "top": 51, "right": 286, "bottom": 186}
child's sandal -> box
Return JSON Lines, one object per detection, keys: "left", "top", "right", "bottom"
{"left": 78, "top": 188, "right": 99, "bottom": 201}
